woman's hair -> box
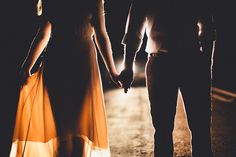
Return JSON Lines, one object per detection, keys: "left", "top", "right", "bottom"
{"left": 37, "top": 0, "right": 99, "bottom": 20}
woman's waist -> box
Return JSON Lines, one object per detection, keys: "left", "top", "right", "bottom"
{"left": 48, "top": 37, "right": 95, "bottom": 53}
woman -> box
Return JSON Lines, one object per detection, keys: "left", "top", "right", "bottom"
{"left": 16, "top": 0, "right": 120, "bottom": 156}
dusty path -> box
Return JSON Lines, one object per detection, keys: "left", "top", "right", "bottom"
{"left": 105, "top": 87, "right": 192, "bottom": 157}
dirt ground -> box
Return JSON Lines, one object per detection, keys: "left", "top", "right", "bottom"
{"left": 105, "top": 87, "right": 236, "bottom": 157}
{"left": 105, "top": 87, "right": 192, "bottom": 157}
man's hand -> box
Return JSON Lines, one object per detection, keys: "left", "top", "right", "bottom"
{"left": 119, "top": 68, "right": 134, "bottom": 93}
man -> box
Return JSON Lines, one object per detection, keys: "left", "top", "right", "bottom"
{"left": 119, "top": 0, "right": 216, "bottom": 156}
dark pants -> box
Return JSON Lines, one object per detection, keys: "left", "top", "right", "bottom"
{"left": 146, "top": 52, "right": 213, "bottom": 157}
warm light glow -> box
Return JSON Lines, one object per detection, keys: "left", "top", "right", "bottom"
{"left": 116, "top": 60, "right": 137, "bottom": 73}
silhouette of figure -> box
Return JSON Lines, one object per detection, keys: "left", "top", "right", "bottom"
{"left": 17, "top": 0, "right": 120, "bottom": 156}
{"left": 119, "top": 0, "right": 216, "bottom": 156}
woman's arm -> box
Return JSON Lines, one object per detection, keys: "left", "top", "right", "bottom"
{"left": 21, "top": 21, "right": 52, "bottom": 75}
{"left": 92, "top": 0, "right": 121, "bottom": 87}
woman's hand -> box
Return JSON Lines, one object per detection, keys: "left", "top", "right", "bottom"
{"left": 110, "top": 70, "right": 122, "bottom": 88}
{"left": 19, "top": 66, "right": 31, "bottom": 86}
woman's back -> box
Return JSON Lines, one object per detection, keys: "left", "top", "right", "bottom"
{"left": 40, "top": 1, "right": 111, "bottom": 156}
{"left": 43, "top": 0, "right": 98, "bottom": 48}
{"left": 42, "top": 0, "right": 102, "bottom": 82}
{"left": 11, "top": 0, "right": 115, "bottom": 156}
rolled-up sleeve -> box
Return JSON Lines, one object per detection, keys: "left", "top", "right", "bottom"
{"left": 122, "top": 1, "right": 147, "bottom": 52}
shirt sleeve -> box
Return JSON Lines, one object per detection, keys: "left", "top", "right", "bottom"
{"left": 122, "top": 0, "right": 147, "bottom": 52}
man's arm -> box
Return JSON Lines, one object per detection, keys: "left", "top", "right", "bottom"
{"left": 119, "top": 46, "right": 137, "bottom": 93}
{"left": 120, "top": 1, "right": 147, "bottom": 93}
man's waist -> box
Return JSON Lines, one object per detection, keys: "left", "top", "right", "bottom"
{"left": 149, "top": 50, "right": 169, "bottom": 57}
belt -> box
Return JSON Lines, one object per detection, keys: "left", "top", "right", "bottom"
{"left": 149, "top": 51, "right": 168, "bottom": 57}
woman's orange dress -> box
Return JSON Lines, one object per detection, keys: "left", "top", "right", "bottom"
{"left": 10, "top": 0, "right": 110, "bottom": 156}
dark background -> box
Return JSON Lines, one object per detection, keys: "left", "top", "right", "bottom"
{"left": 1, "top": 1, "right": 235, "bottom": 156}
{"left": 103, "top": 1, "right": 236, "bottom": 93}
{"left": 212, "top": 2, "right": 236, "bottom": 93}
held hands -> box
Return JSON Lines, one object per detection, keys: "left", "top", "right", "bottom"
{"left": 109, "top": 68, "right": 134, "bottom": 93}
{"left": 119, "top": 68, "right": 134, "bottom": 93}
{"left": 110, "top": 71, "right": 122, "bottom": 88}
